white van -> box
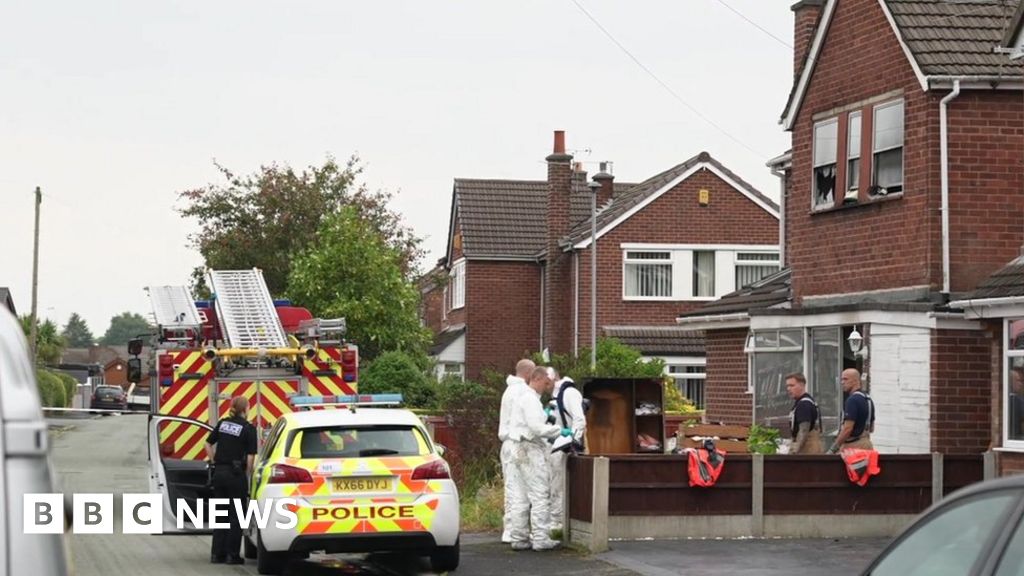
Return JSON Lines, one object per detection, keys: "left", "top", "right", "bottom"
{"left": 0, "top": 308, "right": 70, "bottom": 575}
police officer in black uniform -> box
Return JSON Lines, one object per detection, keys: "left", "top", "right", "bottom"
{"left": 204, "top": 396, "right": 257, "bottom": 564}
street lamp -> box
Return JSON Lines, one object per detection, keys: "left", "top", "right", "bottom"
{"left": 588, "top": 180, "right": 601, "bottom": 371}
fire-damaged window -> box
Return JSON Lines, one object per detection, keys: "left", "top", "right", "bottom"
{"left": 871, "top": 100, "right": 904, "bottom": 196}
{"left": 812, "top": 118, "right": 838, "bottom": 210}
{"left": 746, "top": 329, "right": 804, "bottom": 430}
{"left": 1004, "top": 319, "right": 1024, "bottom": 447}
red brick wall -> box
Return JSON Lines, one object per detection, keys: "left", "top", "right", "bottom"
{"left": 465, "top": 261, "right": 541, "bottom": 381}
{"left": 704, "top": 329, "right": 752, "bottom": 425}
{"left": 420, "top": 283, "right": 444, "bottom": 336}
{"left": 576, "top": 166, "right": 778, "bottom": 348}
{"left": 545, "top": 155, "right": 574, "bottom": 355}
{"left": 104, "top": 361, "right": 128, "bottom": 387}
{"left": 793, "top": 1, "right": 823, "bottom": 79}
{"left": 931, "top": 329, "right": 991, "bottom": 454}
{"left": 941, "top": 92, "right": 1024, "bottom": 293}
{"left": 789, "top": 0, "right": 932, "bottom": 301}
{"left": 788, "top": 1, "right": 1024, "bottom": 302}
{"left": 1002, "top": 452, "right": 1024, "bottom": 475}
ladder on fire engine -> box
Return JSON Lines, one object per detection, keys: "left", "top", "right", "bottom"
{"left": 146, "top": 286, "right": 202, "bottom": 342}
{"left": 207, "top": 268, "right": 288, "bottom": 350}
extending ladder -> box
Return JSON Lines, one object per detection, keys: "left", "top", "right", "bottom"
{"left": 146, "top": 286, "right": 202, "bottom": 341}
{"left": 206, "top": 269, "right": 288, "bottom": 350}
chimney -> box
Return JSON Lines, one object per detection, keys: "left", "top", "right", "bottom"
{"left": 593, "top": 161, "right": 615, "bottom": 207}
{"left": 544, "top": 130, "right": 573, "bottom": 355}
{"left": 792, "top": 0, "right": 824, "bottom": 79}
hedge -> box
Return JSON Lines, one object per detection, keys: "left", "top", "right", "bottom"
{"left": 35, "top": 370, "right": 66, "bottom": 408}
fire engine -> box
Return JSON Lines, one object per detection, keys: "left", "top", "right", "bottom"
{"left": 146, "top": 268, "right": 359, "bottom": 462}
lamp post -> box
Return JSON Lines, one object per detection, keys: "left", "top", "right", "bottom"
{"left": 588, "top": 180, "right": 601, "bottom": 371}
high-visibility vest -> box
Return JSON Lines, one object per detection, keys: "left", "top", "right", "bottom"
{"left": 687, "top": 446, "right": 726, "bottom": 487}
{"left": 840, "top": 448, "right": 881, "bottom": 486}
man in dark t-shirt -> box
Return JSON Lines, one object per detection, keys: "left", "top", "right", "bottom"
{"left": 828, "top": 368, "right": 875, "bottom": 453}
{"left": 785, "top": 372, "right": 823, "bottom": 454}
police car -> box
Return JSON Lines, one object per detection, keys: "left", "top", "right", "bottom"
{"left": 244, "top": 396, "right": 459, "bottom": 574}
{"left": 148, "top": 394, "right": 460, "bottom": 574}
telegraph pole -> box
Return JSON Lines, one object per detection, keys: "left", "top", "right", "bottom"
{"left": 30, "top": 187, "right": 41, "bottom": 362}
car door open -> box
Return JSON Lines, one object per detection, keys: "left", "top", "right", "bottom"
{"left": 148, "top": 414, "right": 214, "bottom": 533}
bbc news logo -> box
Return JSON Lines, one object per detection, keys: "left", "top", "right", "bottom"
{"left": 24, "top": 494, "right": 299, "bottom": 534}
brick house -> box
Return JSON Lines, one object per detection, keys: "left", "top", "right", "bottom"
{"left": 677, "top": 0, "right": 1024, "bottom": 472}
{"left": 424, "top": 131, "right": 780, "bottom": 406}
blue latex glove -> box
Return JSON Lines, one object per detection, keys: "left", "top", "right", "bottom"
{"left": 544, "top": 406, "right": 554, "bottom": 417}
{"left": 560, "top": 428, "right": 573, "bottom": 437}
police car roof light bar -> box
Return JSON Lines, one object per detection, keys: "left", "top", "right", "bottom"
{"left": 289, "top": 393, "right": 403, "bottom": 408}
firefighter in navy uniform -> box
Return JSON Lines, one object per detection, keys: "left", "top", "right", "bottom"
{"left": 204, "top": 396, "right": 258, "bottom": 565}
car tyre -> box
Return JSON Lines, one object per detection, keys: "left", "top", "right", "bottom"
{"left": 430, "top": 538, "right": 460, "bottom": 572}
{"left": 243, "top": 534, "right": 258, "bottom": 559}
{"left": 256, "top": 530, "right": 288, "bottom": 575}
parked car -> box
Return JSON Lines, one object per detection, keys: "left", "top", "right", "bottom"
{"left": 0, "top": 307, "right": 71, "bottom": 575}
{"left": 861, "top": 474, "right": 1024, "bottom": 575}
{"left": 91, "top": 385, "right": 127, "bottom": 411}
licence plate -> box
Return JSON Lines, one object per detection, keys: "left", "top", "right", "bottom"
{"left": 331, "top": 477, "right": 392, "bottom": 493}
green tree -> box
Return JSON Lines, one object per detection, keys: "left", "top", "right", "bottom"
{"left": 359, "top": 351, "right": 437, "bottom": 409}
{"left": 177, "top": 156, "right": 422, "bottom": 296}
{"left": 287, "top": 207, "right": 431, "bottom": 360}
{"left": 534, "top": 337, "right": 666, "bottom": 383}
{"left": 100, "top": 312, "right": 152, "bottom": 345}
{"left": 19, "top": 316, "right": 65, "bottom": 365}
{"left": 61, "top": 313, "right": 95, "bottom": 347}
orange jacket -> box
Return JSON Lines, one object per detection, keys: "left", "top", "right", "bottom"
{"left": 840, "top": 448, "right": 881, "bottom": 486}
{"left": 687, "top": 447, "right": 726, "bottom": 487}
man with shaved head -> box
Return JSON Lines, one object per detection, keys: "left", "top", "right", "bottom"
{"left": 498, "top": 358, "right": 535, "bottom": 543}
{"left": 828, "top": 368, "right": 875, "bottom": 453}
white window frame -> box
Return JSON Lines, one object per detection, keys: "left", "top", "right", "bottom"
{"left": 871, "top": 99, "right": 905, "bottom": 197}
{"left": 436, "top": 362, "right": 465, "bottom": 382}
{"left": 449, "top": 259, "right": 466, "bottom": 311}
{"left": 846, "top": 111, "right": 862, "bottom": 198}
{"left": 812, "top": 118, "right": 839, "bottom": 211}
{"left": 1003, "top": 318, "right": 1024, "bottom": 451}
{"left": 620, "top": 244, "right": 780, "bottom": 303}
{"left": 665, "top": 360, "right": 707, "bottom": 410}
{"left": 622, "top": 250, "right": 675, "bottom": 301}
{"left": 734, "top": 251, "right": 781, "bottom": 291}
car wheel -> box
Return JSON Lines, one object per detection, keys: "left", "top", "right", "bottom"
{"left": 430, "top": 538, "right": 460, "bottom": 572}
{"left": 256, "top": 530, "right": 288, "bottom": 575}
{"left": 243, "top": 534, "right": 257, "bottom": 559}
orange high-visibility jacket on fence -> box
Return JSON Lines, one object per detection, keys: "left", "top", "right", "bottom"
{"left": 840, "top": 448, "right": 881, "bottom": 486}
{"left": 687, "top": 447, "right": 726, "bottom": 487}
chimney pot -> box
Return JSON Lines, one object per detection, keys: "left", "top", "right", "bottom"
{"left": 553, "top": 130, "right": 566, "bottom": 154}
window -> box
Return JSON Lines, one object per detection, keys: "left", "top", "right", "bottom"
{"left": 449, "top": 259, "right": 465, "bottom": 310}
{"left": 437, "top": 362, "right": 464, "bottom": 382}
{"left": 1004, "top": 319, "right": 1024, "bottom": 447}
{"left": 846, "top": 112, "right": 861, "bottom": 200}
{"left": 869, "top": 492, "right": 1019, "bottom": 576}
{"left": 747, "top": 329, "right": 804, "bottom": 430}
{"left": 291, "top": 426, "right": 430, "bottom": 458}
{"left": 813, "top": 119, "right": 838, "bottom": 209}
{"left": 693, "top": 251, "right": 715, "bottom": 297}
{"left": 624, "top": 251, "right": 673, "bottom": 298}
{"left": 872, "top": 100, "right": 904, "bottom": 196}
{"left": 668, "top": 364, "right": 705, "bottom": 410}
{"left": 735, "top": 252, "right": 779, "bottom": 290}
{"left": 810, "top": 327, "right": 842, "bottom": 437}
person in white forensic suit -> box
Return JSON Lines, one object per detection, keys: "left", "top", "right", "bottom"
{"left": 546, "top": 372, "right": 586, "bottom": 533}
{"left": 497, "top": 358, "right": 534, "bottom": 543}
{"left": 507, "top": 366, "right": 571, "bottom": 551}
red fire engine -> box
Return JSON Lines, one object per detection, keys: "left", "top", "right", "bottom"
{"left": 146, "top": 268, "right": 358, "bottom": 461}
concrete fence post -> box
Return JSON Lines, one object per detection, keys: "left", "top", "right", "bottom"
{"left": 590, "top": 456, "right": 610, "bottom": 553}
{"left": 751, "top": 454, "right": 764, "bottom": 537}
{"left": 983, "top": 451, "right": 997, "bottom": 480}
{"left": 931, "top": 453, "right": 944, "bottom": 504}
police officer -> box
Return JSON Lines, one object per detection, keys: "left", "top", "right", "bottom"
{"left": 205, "top": 396, "right": 257, "bottom": 564}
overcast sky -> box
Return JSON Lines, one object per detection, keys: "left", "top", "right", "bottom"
{"left": 0, "top": 0, "right": 793, "bottom": 337}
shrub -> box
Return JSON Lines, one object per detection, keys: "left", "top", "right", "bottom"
{"left": 747, "top": 424, "right": 780, "bottom": 455}
{"left": 437, "top": 375, "right": 502, "bottom": 495}
{"left": 359, "top": 350, "right": 438, "bottom": 409}
{"left": 35, "top": 370, "right": 66, "bottom": 408}
{"left": 533, "top": 337, "right": 665, "bottom": 383}
{"left": 52, "top": 371, "right": 78, "bottom": 407}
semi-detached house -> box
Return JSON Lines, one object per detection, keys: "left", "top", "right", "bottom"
{"left": 678, "top": 0, "right": 1024, "bottom": 475}
{"left": 423, "top": 131, "right": 780, "bottom": 410}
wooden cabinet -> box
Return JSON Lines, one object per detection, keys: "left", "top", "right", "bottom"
{"left": 583, "top": 377, "right": 665, "bottom": 455}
